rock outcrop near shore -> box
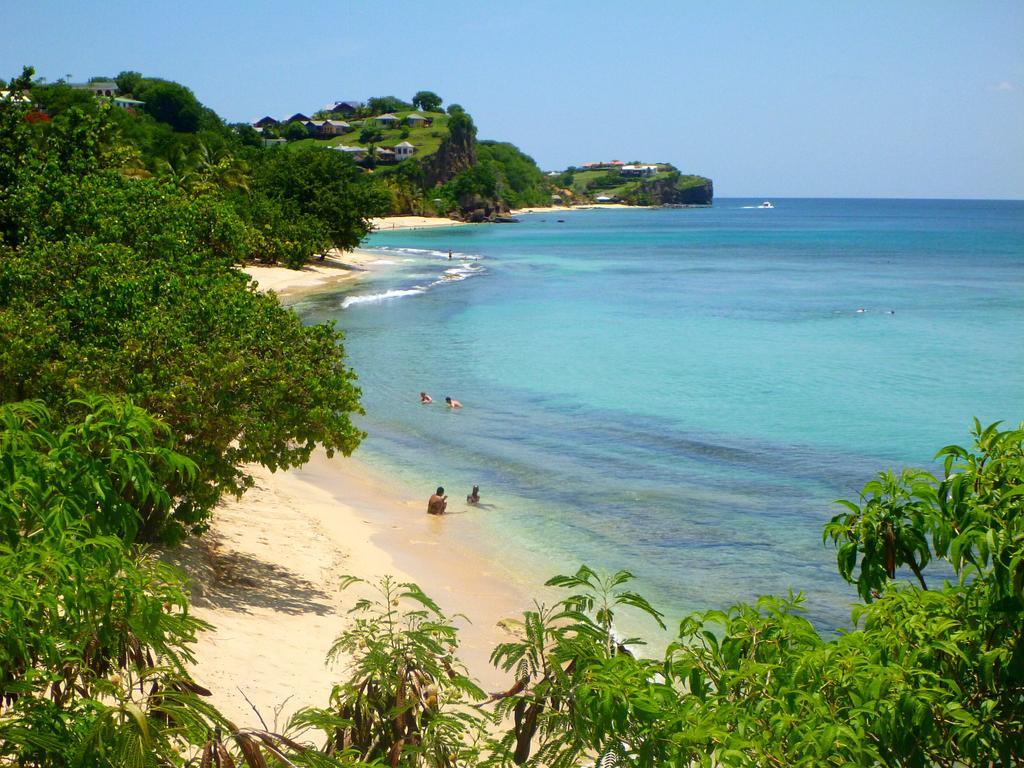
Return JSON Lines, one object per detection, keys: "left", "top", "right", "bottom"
{"left": 456, "top": 195, "right": 511, "bottom": 222}
{"left": 625, "top": 175, "right": 714, "bottom": 206}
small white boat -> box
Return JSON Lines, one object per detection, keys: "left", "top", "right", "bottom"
{"left": 757, "top": 201, "right": 775, "bottom": 209}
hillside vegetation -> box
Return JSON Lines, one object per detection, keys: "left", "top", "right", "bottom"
{"left": 284, "top": 101, "right": 555, "bottom": 217}
{"left": 559, "top": 164, "right": 713, "bottom": 205}
{"left": 292, "top": 110, "right": 451, "bottom": 156}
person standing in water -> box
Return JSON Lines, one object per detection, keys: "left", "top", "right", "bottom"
{"left": 427, "top": 487, "right": 447, "bottom": 515}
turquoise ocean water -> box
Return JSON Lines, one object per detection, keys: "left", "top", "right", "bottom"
{"left": 293, "top": 199, "right": 1024, "bottom": 633}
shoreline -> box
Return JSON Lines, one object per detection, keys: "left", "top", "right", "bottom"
{"left": 176, "top": 451, "right": 532, "bottom": 726}
{"left": 241, "top": 213, "right": 470, "bottom": 296}
{"left": 242, "top": 250, "right": 370, "bottom": 297}
{"left": 241, "top": 206, "right": 646, "bottom": 295}
{"left": 206, "top": 206, "right": 653, "bottom": 724}
{"left": 370, "top": 214, "right": 469, "bottom": 232}
{"left": 510, "top": 202, "right": 638, "bottom": 214}
{"left": 190, "top": 238, "right": 537, "bottom": 726}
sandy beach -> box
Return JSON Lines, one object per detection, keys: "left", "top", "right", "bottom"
{"left": 175, "top": 451, "right": 531, "bottom": 727}
{"left": 188, "top": 250, "right": 535, "bottom": 728}
{"left": 370, "top": 214, "right": 468, "bottom": 231}
{"left": 241, "top": 215, "right": 466, "bottom": 296}
{"left": 510, "top": 203, "right": 636, "bottom": 215}
{"left": 241, "top": 251, "right": 374, "bottom": 296}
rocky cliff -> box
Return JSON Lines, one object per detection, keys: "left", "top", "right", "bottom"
{"left": 623, "top": 174, "right": 713, "bottom": 206}
{"left": 422, "top": 111, "right": 476, "bottom": 187}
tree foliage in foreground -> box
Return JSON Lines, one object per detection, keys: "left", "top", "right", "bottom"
{"left": 475, "top": 422, "right": 1022, "bottom": 767}
{"left": 1, "top": 406, "right": 1019, "bottom": 766}
{"left": 307, "top": 423, "right": 1024, "bottom": 767}
{"left": 290, "top": 577, "right": 487, "bottom": 767}
{"left": 0, "top": 397, "right": 217, "bottom": 763}
{"left": 0, "top": 397, "right": 352, "bottom": 766}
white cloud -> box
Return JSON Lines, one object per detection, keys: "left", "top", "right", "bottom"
{"left": 987, "top": 81, "right": 1017, "bottom": 92}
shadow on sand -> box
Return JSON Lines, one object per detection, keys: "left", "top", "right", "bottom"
{"left": 164, "top": 534, "right": 333, "bottom": 617}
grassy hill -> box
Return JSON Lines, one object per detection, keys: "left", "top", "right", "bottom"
{"left": 281, "top": 106, "right": 713, "bottom": 210}
{"left": 289, "top": 110, "right": 450, "bottom": 157}
{"left": 567, "top": 166, "right": 709, "bottom": 201}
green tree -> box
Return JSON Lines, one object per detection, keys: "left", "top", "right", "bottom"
{"left": 0, "top": 397, "right": 335, "bottom": 766}
{"left": 0, "top": 397, "right": 218, "bottom": 762}
{"left": 475, "top": 141, "right": 552, "bottom": 208}
{"left": 824, "top": 468, "right": 935, "bottom": 600}
{"left": 134, "top": 79, "right": 205, "bottom": 132}
{"left": 0, "top": 94, "right": 371, "bottom": 538}
{"left": 0, "top": 67, "right": 36, "bottom": 246}
{"left": 27, "top": 82, "right": 98, "bottom": 118}
{"left": 412, "top": 90, "right": 443, "bottom": 113}
{"left": 359, "top": 124, "right": 384, "bottom": 146}
{"left": 252, "top": 145, "right": 389, "bottom": 252}
{"left": 0, "top": 222, "right": 367, "bottom": 538}
{"left": 293, "top": 576, "right": 486, "bottom": 767}
{"left": 114, "top": 69, "right": 143, "bottom": 95}
{"left": 233, "top": 122, "right": 263, "bottom": 148}
{"left": 489, "top": 567, "right": 667, "bottom": 766}
{"left": 284, "top": 120, "right": 309, "bottom": 141}
{"left": 367, "top": 95, "right": 412, "bottom": 114}
{"left": 0, "top": 396, "right": 199, "bottom": 543}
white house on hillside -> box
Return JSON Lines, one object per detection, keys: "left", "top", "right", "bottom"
{"left": 73, "top": 81, "right": 118, "bottom": 96}
{"left": 375, "top": 113, "right": 399, "bottom": 126}
{"left": 0, "top": 90, "right": 31, "bottom": 104}
{"left": 405, "top": 113, "right": 427, "bottom": 126}
{"left": 331, "top": 145, "right": 367, "bottom": 158}
{"left": 113, "top": 97, "right": 145, "bottom": 110}
{"left": 394, "top": 141, "right": 415, "bottom": 160}
{"left": 322, "top": 119, "right": 351, "bottom": 136}
{"left": 620, "top": 164, "right": 658, "bottom": 177}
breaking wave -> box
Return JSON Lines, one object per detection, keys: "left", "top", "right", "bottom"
{"left": 341, "top": 288, "right": 425, "bottom": 308}
{"left": 366, "top": 246, "right": 482, "bottom": 261}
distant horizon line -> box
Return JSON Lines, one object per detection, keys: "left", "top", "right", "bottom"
{"left": 708, "top": 195, "right": 1024, "bottom": 202}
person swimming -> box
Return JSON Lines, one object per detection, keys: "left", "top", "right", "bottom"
{"left": 427, "top": 487, "right": 447, "bottom": 515}
{"left": 466, "top": 485, "right": 480, "bottom": 504}
{"left": 445, "top": 397, "right": 462, "bottom": 408}
{"left": 420, "top": 392, "right": 433, "bottom": 404}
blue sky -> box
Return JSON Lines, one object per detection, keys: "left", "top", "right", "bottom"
{"left": 5, "top": 1, "right": 1022, "bottom": 198}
